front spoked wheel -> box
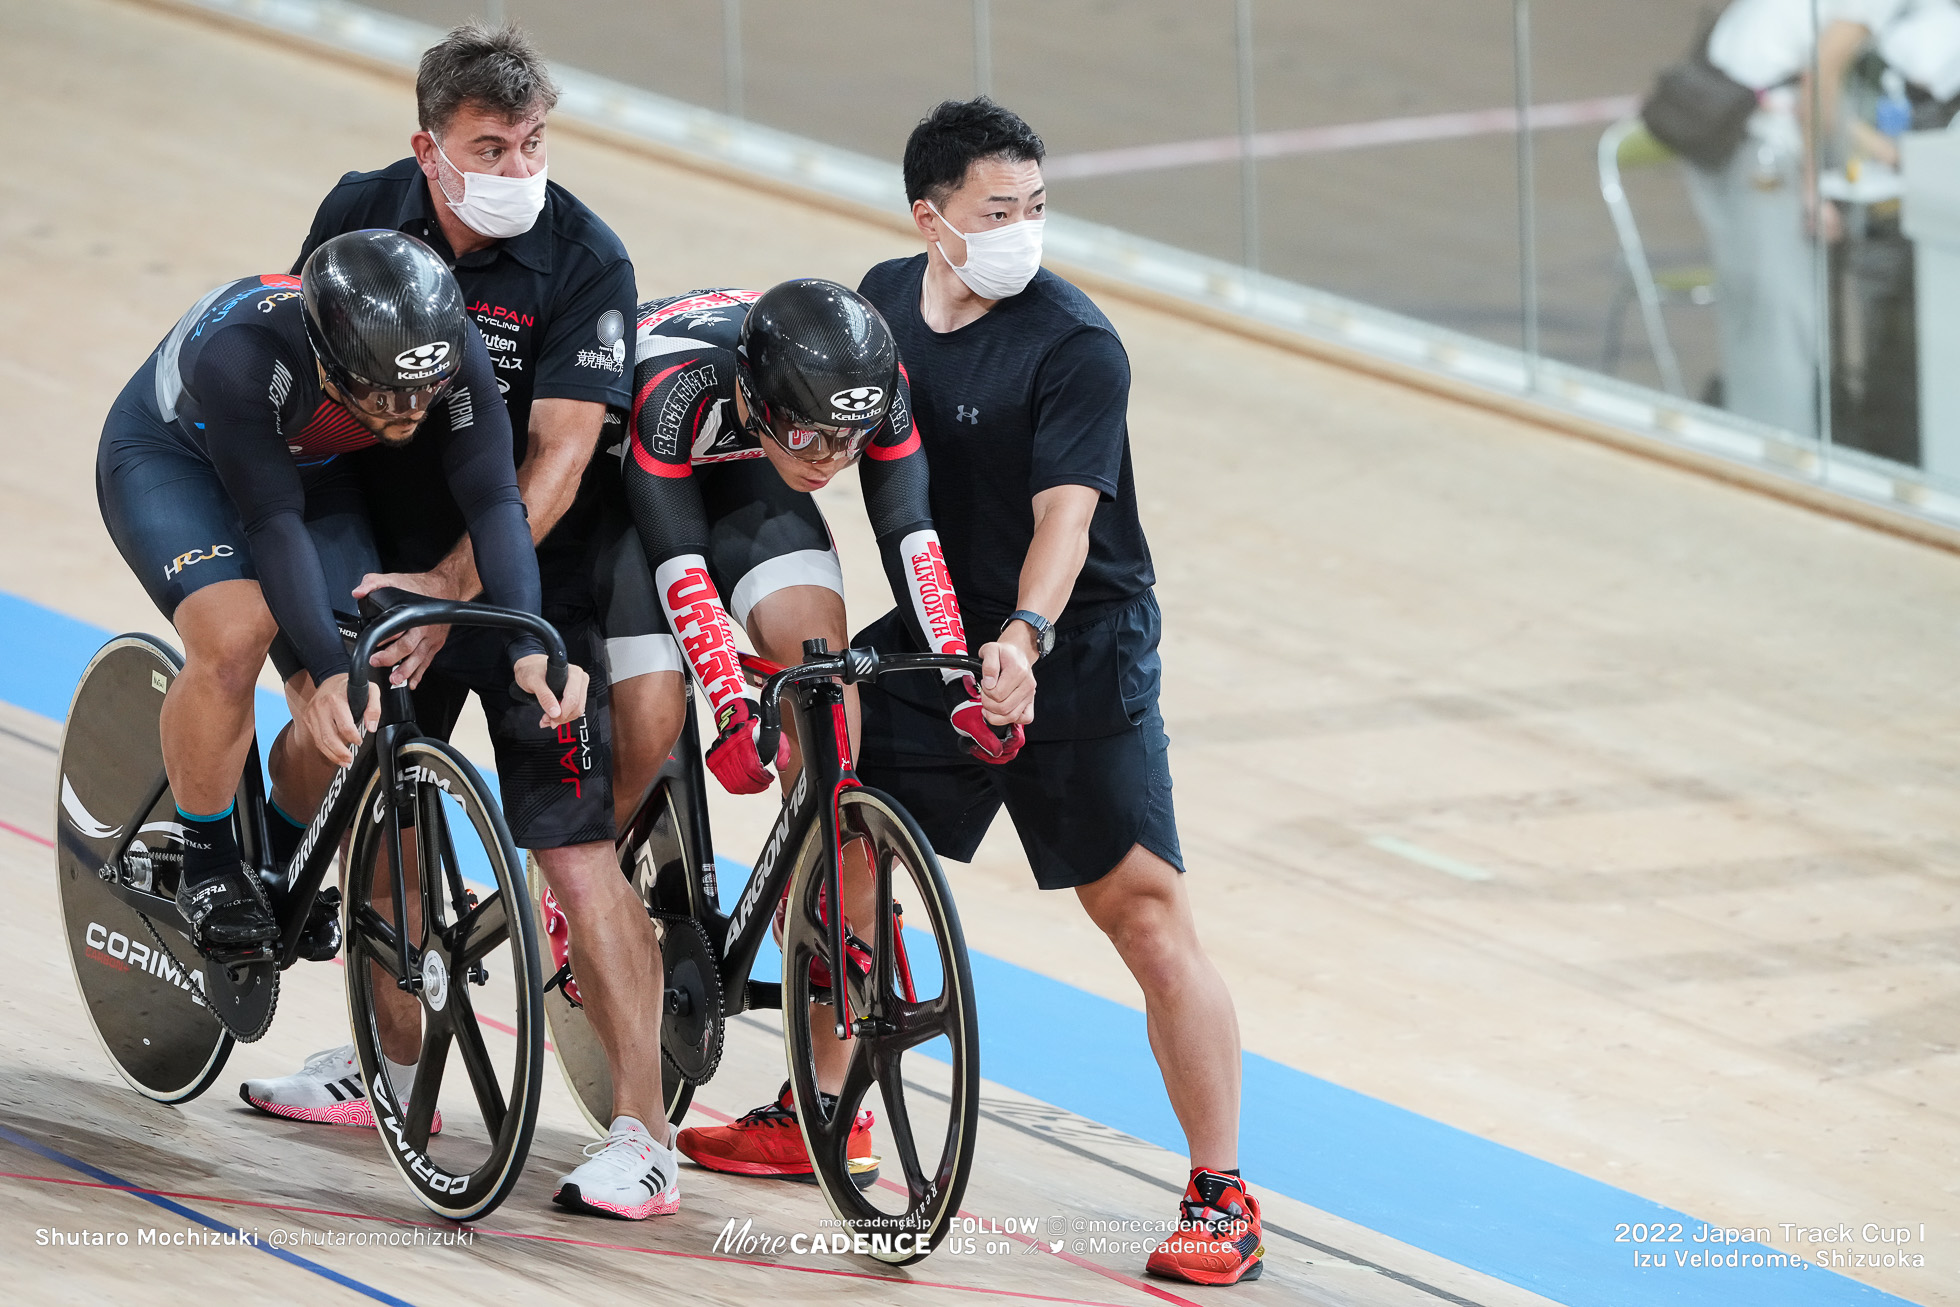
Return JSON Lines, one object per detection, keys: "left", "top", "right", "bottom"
{"left": 782, "top": 788, "right": 979, "bottom": 1265}
{"left": 345, "top": 740, "right": 543, "bottom": 1220}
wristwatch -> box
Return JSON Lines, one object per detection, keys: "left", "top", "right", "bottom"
{"left": 1000, "top": 610, "right": 1055, "bottom": 660}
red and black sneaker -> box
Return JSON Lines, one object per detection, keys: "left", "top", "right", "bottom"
{"left": 676, "top": 1081, "right": 880, "bottom": 1186}
{"left": 1145, "top": 1169, "right": 1265, "bottom": 1285}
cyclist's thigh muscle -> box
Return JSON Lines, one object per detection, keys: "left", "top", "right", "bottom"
{"left": 696, "top": 459, "right": 843, "bottom": 629}
{"left": 98, "top": 356, "right": 254, "bottom": 620}
{"left": 590, "top": 496, "right": 683, "bottom": 684}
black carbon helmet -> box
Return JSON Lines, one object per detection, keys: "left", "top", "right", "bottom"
{"left": 300, "top": 230, "right": 467, "bottom": 393}
{"left": 736, "top": 278, "right": 898, "bottom": 432}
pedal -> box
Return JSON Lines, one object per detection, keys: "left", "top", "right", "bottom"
{"left": 299, "top": 886, "right": 343, "bottom": 962}
{"left": 543, "top": 960, "right": 581, "bottom": 1007}
{"left": 207, "top": 941, "right": 275, "bottom": 970}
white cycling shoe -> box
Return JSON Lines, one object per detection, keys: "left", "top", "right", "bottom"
{"left": 239, "top": 1044, "right": 441, "bottom": 1133}
{"left": 552, "top": 1116, "right": 681, "bottom": 1220}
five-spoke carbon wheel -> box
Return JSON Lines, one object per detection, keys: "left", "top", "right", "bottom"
{"left": 781, "top": 788, "right": 979, "bottom": 1265}
{"left": 345, "top": 740, "right": 544, "bottom": 1221}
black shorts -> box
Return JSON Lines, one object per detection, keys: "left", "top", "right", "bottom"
{"left": 97, "top": 356, "right": 379, "bottom": 623}
{"left": 593, "top": 456, "right": 843, "bottom": 682}
{"left": 411, "top": 619, "right": 615, "bottom": 850}
{"left": 853, "top": 590, "right": 1183, "bottom": 891}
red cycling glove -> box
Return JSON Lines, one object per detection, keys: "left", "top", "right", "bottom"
{"left": 707, "top": 698, "right": 789, "bottom": 794}
{"left": 950, "top": 675, "right": 1024, "bottom": 765}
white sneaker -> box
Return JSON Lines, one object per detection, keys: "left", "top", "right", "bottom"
{"left": 239, "top": 1044, "right": 441, "bottom": 1133}
{"left": 553, "top": 1117, "right": 680, "bottom": 1219}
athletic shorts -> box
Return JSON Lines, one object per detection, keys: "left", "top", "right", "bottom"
{"left": 410, "top": 617, "right": 615, "bottom": 850}
{"left": 592, "top": 457, "right": 844, "bottom": 683}
{"left": 852, "top": 590, "right": 1183, "bottom": 891}
{"left": 97, "top": 355, "right": 379, "bottom": 624}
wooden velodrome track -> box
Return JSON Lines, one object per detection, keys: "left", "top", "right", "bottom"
{"left": 1, "top": 2, "right": 1953, "bottom": 1304}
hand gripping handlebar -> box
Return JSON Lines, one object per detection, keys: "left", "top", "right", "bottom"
{"left": 346, "top": 587, "right": 569, "bottom": 719}
{"left": 751, "top": 644, "right": 986, "bottom": 765}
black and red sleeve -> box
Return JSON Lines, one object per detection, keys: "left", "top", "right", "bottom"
{"left": 621, "top": 339, "right": 748, "bottom": 718}
{"left": 864, "top": 362, "right": 970, "bottom": 676}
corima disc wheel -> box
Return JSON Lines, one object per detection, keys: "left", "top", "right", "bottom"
{"left": 345, "top": 740, "right": 542, "bottom": 1221}
{"left": 56, "top": 636, "right": 232, "bottom": 1103}
{"left": 781, "top": 788, "right": 980, "bottom": 1265}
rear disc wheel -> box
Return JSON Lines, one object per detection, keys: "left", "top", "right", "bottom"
{"left": 55, "top": 635, "right": 232, "bottom": 1103}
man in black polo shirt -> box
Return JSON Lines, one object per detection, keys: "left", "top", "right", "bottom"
{"left": 852, "top": 100, "right": 1262, "bottom": 1285}
{"left": 245, "top": 23, "right": 681, "bottom": 1222}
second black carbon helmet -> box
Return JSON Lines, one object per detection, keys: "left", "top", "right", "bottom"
{"left": 737, "top": 278, "right": 898, "bottom": 430}
{"left": 300, "top": 229, "right": 468, "bottom": 391}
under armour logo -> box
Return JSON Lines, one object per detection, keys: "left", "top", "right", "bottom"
{"left": 956, "top": 405, "right": 980, "bottom": 425}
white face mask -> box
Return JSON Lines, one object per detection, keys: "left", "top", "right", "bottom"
{"left": 435, "top": 141, "right": 547, "bottom": 240}
{"left": 927, "top": 201, "right": 1045, "bottom": 300}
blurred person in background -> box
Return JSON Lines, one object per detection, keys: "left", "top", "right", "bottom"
{"left": 1682, "top": 0, "right": 1825, "bottom": 438}
{"left": 1810, "top": 0, "right": 1960, "bottom": 463}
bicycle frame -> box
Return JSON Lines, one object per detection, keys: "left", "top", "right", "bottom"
{"left": 631, "top": 678, "right": 839, "bottom": 1020}
{"left": 625, "top": 643, "right": 983, "bottom": 1032}
{"left": 92, "top": 594, "right": 566, "bottom": 974}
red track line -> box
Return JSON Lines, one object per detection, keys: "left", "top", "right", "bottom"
{"left": 0, "top": 819, "right": 53, "bottom": 848}
{"left": 0, "top": 1168, "right": 1149, "bottom": 1307}
{"left": 470, "top": 1010, "right": 554, "bottom": 1055}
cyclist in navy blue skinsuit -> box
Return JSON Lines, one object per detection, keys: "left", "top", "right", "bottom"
{"left": 95, "top": 230, "right": 577, "bottom": 949}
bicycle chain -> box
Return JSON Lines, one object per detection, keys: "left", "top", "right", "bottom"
{"left": 136, "top": 908, "right": 280, "bottom": 1044}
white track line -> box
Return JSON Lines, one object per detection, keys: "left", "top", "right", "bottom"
{"left": 1044, "top": 95, "right": 1639, "bottom": 180}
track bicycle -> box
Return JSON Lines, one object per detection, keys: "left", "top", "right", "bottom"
{"left": 530, "top": 639, "right": 985, "bottom": 1264}
{"left": 56, "top": 589, "right": 564, "bottom": 1220}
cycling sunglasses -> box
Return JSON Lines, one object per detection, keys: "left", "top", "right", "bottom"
{"left": 329, "top": 370, "right": 455, "bottom": 419}
{"left": 748, "top": 409, "right": 875, "bottom": 464}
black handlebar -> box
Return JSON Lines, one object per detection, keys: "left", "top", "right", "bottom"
{"left": 753, "top": 646, "right": 983, "bottom": 765}
{"left": 347, "top": 587, "right": 569, "bottom": 719}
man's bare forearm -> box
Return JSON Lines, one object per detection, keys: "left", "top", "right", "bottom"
{"left": 999, "top": 483, "right": 1099, "bottom": 661}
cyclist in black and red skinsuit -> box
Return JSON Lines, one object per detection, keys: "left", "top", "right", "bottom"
{"left": 597, "top": 279, "right": 1034, "bottom": 1182}
{"left": 95, "top": 230, "right": 579, "bottom": 949}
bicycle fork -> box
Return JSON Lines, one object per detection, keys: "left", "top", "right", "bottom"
{"left": 795, "top": 643, "right": 920, "bottom": 1039}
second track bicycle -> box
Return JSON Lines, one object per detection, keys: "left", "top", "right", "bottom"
{"left": 530, "top": 638, "right": 984, "bottom": 1264}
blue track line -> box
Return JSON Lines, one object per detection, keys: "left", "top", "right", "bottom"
{"left": 0, "top": 1121, "right": 416, "bottom": 1306}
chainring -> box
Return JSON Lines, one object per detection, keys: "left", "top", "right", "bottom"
{"left": 139, "top": 913, "right": 280, "bottom": 1043}
{"left": 654, "top": 914, "right": 724, "bottom": 1086}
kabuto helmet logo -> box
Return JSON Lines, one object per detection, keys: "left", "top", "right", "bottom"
{"left": 830, "top": 386, "right": 884, "bottom": 413}
{"left": 394, "top": 341, "right": 451, "bottom": 374}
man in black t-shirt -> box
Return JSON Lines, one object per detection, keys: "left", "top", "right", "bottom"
{"left": 243, "top": 23, "right": 678, "bottom": 1225}
{"left": 852, "top": 100, "right": 1262, "bottom": 1287}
